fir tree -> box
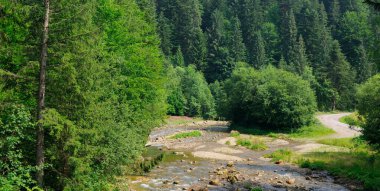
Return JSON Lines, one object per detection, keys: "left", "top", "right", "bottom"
{"left": 328, "top": 41, "right": 356, "bottom": 110}
{"left": 175, "top": 0, "right": 206, "bottom": 69}
{"left": 229, "top": 16, "right": 247, "bottom": 62}
{"left": 252, "top": 31, "right": 267, "bottom": 69}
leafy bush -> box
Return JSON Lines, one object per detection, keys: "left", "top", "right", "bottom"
{"left": 224, "top": 64, "right": 317, "bottom": 129}
{"left": 0, "top": 105, "right": 35, "bottom": 190}
{"left": 166, "top": 65, "right": 216, "bottom": 119}
{"left": 357, "top": 74, "right": 380, "bottom": 149}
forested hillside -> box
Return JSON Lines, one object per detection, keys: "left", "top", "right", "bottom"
{"left": 1, "top": 0, "right": 379, "bottom": 190}
{"left": 158, "top": 0, "right": 380, "bottom": 112}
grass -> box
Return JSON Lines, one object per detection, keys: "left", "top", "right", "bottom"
{"left": 339, "top": 112, "right": 364, "bottom": 127}
{"left": 236, "top": 137, "right": 268, "bottom": 151}
{"left": 288, "top": 123, "right": 335, "bottom": 139}
{"left": 169, "top": 130, "right": 202, "bottom": 139}
{"left": 230, "top": 130, "right": 240, "bottom": 137}
{"left": 230, "top": 121, "right": 335, "bottom": 140}
{"left": 264, "top": 148, "right": 294, "bottom": 162}
{"left": 265, "top": 138, "right": 380, "bottom": 190}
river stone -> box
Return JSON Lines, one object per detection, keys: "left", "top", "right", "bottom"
{"left": 209, "top": 179, "right": 221, "bottom": 186}
{"left": 286, "top": 178, "right": 296, "bottom": 184}
{"left": 227, "top": 161, "right": 234, "bottom": 167}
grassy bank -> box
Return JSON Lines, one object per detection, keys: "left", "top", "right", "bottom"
{"left": 230, "top": 120, "right": 335, "bottom": 140}
{"left": 266, "top": 138, "right": 380, "bottom": 190}
{"left": 169, "top": 130, "right": 202, "bottom": 139}
{"left": 339, "top": 113, "right": 363, "bottom": 127}
{"left": 236, "top": 137, "right": 268, "bottom": 151}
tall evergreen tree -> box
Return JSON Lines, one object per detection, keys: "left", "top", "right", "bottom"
{"left": 328, "top": 41, "right": 356, "bottom": 110}
{"left": 356, "top": 43, "right": 372, "bottom": 83}
{"left": 281, "top": 9, "right": 298, "bottom": 71}
{"left": 252, "top": 31, "right": 267, "bottom": 68}
{"left": 157, "top": 11, "right": 173, "bottom": 56}
{"left": 229, "top": 16, "right": 247, "bottom": 62}
{"left": 205, "top": 9, "right": 233, "bottom": 82}
{"left": 327, "top": 0, "right": 341, "bottom": 37}
{"left": 239, "top": 0, "right": 263, "bottom": 65}
{"left": 294, "top": 35, "right": 309, "bottom": 75}
{"left": 175, "top": 0, "right": 206, "bottom": 69}
{"left": 299, "top": 2, "right": 333, "bottom": 75}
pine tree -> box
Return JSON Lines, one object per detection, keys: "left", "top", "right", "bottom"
{"left": 36, "top": 0, "right": 50, "bottom": 186}
{"left": 205, "top": 9, "right": 233, "bottom": 82}
{"left": 175, "top": 0, "right": 206, "bottom": 69}
{"left": 229, "top": 16, "right": 247, "bottom": 62}
{"left": 239, "top": 0, "right": 263, "bottom": 65}
{"left": 252, "top": 31, "right": 267, "bottom": 69}
{"left": 357, "top": 43, "right": 372, "bottom": 83}
{"left": 157, "top": 11, "right": 173, "bottom": 56}
{"left": 328, "top": 41, "right": 356, "bottom": 110}
{"left": 291, "top": 35, "right": 309, "bottom": 75}
{"left": 328, "top": 0, "right": 341, "bottom": 37}
{"left": 278, "top": 55, "right": 287, "bottom": 69}
{"left": 281, "top": 9, "right": 298, "bottom": 71}
{"left": 173, "top": 47, "right": 185, "bottom": 67}
{"left": 299, "top": 2, "right": 333, "bottom": 76}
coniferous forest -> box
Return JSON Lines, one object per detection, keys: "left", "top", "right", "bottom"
{"left": 1, "top": 0, "right": 380, "bottom": 190}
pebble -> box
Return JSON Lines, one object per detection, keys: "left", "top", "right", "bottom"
{"left": 286, "top": 178, "right": 296, "bottom": 184}
{"left": 227, "top": 161, "right": 234, "bottom": 167}
{"left": 209, "top": 179, "right": 221, "bottom": 186}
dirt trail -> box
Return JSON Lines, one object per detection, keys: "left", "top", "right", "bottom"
{"left": 129, "top": 114, "right": 359, "bottom": 191}
{"left": 317, "top": 113, "right": 361, "bottom": 138}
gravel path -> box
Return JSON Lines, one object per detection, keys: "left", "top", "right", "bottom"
{"left": 317, "top": 113, "right": 361, "bottom": 138}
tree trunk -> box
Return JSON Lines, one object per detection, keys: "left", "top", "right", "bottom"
{"left": 36, "top": 0, "right": 50, "bottom": 187}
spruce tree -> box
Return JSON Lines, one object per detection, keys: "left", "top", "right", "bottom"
{"left": 357, "top": 43, "right": 372, "bottom": 83}
{"left": 158, "top": 11, "right": 173, "bottom": 56}
{"left": 281, "top": 9, "right": 298, "bottom": 71}
{"left": 239, "top": 0, "right": 263, "bottom": 65}
{"left": 175, "top": 0, "right": 206, "bottom": 69}
{"left": 328, "top": 41, "right": 356, "bottom": 110}
{"left": 205, "top": 9, "right": 233, "bottom": 82}
{"left": 252, "top": 31, "right": 267, "bottom": 69}
{"left": 229, "top": 16, "right": 247, "bottom": 62}
{"left": 294, "top": 35, "right": 309, "bottom": 75}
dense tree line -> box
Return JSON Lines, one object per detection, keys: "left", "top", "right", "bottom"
{"left": 156, "top": 0, "right": 380, "bottom": 111}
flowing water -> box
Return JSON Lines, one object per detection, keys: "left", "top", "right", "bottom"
{"left": 127, "top": 125, "right": 350, "bottom": 191}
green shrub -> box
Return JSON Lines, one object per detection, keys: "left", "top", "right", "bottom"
{"left": 357, "top": 74, "right": 380, "bottom": 149}
{"left": 166, "top": 65, "right": 216, "bottom": 119}
{"left": 224, "top": 64, "right": 317, "bottom": 129}
{"left": 0, "top": 105, "right": 35, "bottom": 190}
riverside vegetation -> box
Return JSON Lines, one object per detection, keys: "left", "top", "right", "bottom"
{"left": 1, "top": 0, "right": 380, "bottom": 190}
